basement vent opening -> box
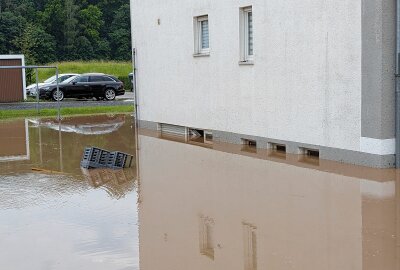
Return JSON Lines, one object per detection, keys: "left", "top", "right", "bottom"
{"left": 299, "top": 147, "right": 320, "bottom": 166}
{"left": 242, "top": 139, "right": 257, "bottom": 147}
{"left": 268, "top": 143, "right": 287, "bottom": 160}
{"left": 159, "top": 123, "right": 186, "bottom": 136}
{"left": 305, "top": 149, "right": 319, "bottom": 158}
{"left": 158, "top": 123, "right": 187, "bottom": 142}
{"left": 270, "top": 143, "right": 286, "bottom": 153}
{"left": 241, "top": 139, "right": 257, "bottom": 153}
{"left": 189, "top": 128, "right": 213, "bottom": 145}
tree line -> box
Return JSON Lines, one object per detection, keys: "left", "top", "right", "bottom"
{"left": 0, "top": 0, "right": 132, "bottom": 65}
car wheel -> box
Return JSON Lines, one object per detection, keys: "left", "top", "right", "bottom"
{"left": 52, "top": 90, "right": 64, "bottom": 101}
{"left": 104, "top": 89, "right": 116, "bottom": 101}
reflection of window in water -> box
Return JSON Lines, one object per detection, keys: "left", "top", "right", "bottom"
{"left": 199, "top": 215, "right": 215, "bottom": 260}
{"left": 243, "top": 222, "right": 257, "bottom": 270}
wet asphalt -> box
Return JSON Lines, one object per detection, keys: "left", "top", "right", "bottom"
{"left": 0, "top": 92, "right": 135, "bottom": 110}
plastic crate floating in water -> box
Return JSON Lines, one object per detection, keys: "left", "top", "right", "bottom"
{"left": 81, "top": 147, "right": 134, "bottom": 169}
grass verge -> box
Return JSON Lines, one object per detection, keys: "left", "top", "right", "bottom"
{"left": 36, "top": 61, "right": 133, "bottom": 81}
{"left": 0, "top": 105, "right": 134, "bottom": 120}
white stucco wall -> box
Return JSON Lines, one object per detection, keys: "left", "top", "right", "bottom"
{"left": 131, "top": 0, "right": 362, "bottom": 151}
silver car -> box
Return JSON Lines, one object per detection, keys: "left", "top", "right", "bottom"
{"left": 26, "top": 74, "right": 79, "bottom": 97}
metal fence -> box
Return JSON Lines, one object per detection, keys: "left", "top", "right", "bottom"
{"left": 0, "top": 65, "right": 62, "bottom": 120}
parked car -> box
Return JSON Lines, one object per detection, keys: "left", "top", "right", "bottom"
{"left": 39, "top": 73, "right": 125, "bottom": 101}
{"left": 26, "top": 74, "right": 79, "bottom": 97}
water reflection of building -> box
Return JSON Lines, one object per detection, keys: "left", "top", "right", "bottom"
{"left": 137, "top": 134, "right": 399, "bottom": 270}
{"left": 199, "top": 215, "right": 215, "bottom": 260}
{"left": 243, "top": 222, "right": 257, "bottom": 270}
{"left": 0, "top": 119, "right": 29, "bottom": 162}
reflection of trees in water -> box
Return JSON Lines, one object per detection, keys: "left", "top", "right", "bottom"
{"left": 82, "top": 168, "right": 137, "bottom": 200}
{"left": 0, "top": 114, "right": 138, "bottom": 208}
{"left": 25, "top": 114, "right": 136, "bottom": 175}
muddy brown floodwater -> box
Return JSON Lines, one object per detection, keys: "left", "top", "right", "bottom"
{"left": 0, "top": 114, "right": 138, "bottom": 270}
{"left": 0, "top": 114, "right": 399, "bottom": 269}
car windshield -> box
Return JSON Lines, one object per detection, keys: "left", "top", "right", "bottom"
{"left": 44, "top": 75, "right": 57, "bottom": 83}
{"left": 62, "top": 75, "right": 79, "bottom": 84}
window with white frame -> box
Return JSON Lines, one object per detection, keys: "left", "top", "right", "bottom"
{"left": 194, "top": 15, "right": 210, "bottom": 55}
{"left": 240, "top": 7, "right": 254, "bottom": 62}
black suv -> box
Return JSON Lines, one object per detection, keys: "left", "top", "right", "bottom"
{"left": 39, "top": 73, "right": 125, "bottom": 101}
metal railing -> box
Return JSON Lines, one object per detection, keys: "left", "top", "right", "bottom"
{"left": 0, "top": 65, "right": 62, "bottom": 120}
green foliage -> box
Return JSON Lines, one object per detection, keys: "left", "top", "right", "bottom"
{"left": 0, "top": 11, "right": 26, "bottom": 53}
{"left": 14, "top": 23, "right": 56, "bottom": 64}
{"left": 118, "top": 76, "right": 133, "bottom": 91}
{"left": 0, "top": 0, "right": 132, "bottom": 63}
{"left": 75, "top": 36, "right": 94, "bottom": 60}
{"left": 63, "top": 0, "right": 79, "bottom": 59}
{"left": 79, "top": 5, "right": 102, "bottom": 40}
{"left": 109, "top": 4, "right": 131, "bottom": 60}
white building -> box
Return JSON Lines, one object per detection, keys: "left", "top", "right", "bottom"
{"left": 131, "top": 0, "right": 396, "bottom": 168}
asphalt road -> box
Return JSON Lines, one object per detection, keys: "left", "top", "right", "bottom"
{"left": 0, "top": 92, "right": 135, "bottom": 111}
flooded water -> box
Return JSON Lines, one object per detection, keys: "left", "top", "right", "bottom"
{"left": 1, "top": 115, "right": 399, "bottom": 269}
{"left": 0, "top": 115, "right": 138, "bottom": 270}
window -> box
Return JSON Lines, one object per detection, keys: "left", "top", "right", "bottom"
{"left": 74, "top": 76, "right": 89, "bottom": 83}
{"left": 103, "top": 76, "right": 116, "bottom": 82}
{"left": 240, "top": 7, "right": 254, "bottom": 62}
{"left": 90, "top": 76, "right": 104, "bottom": 82}
{"left": 108, "top": 75, "right": 119, "bottom": 82}
{"left": 59, "top": 76, "right": 70, "bottom": 83}
{"left": 44, "top": 75, "right": 57, "bottom": 83}
{"left": 90, "top": 76, "right": 114, "bottom": 82}
{"left": 62, "top": 75, "right": 78, "bottom": 84}
{"left": 194, "top": 15, "right": 210, "bottom": 55}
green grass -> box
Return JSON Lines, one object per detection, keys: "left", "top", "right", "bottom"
{"left": 0, "top": 105, "right": 134, "bottom": 120}
{"left": 35, "top": 61, "right": 133, "bottom": 82}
